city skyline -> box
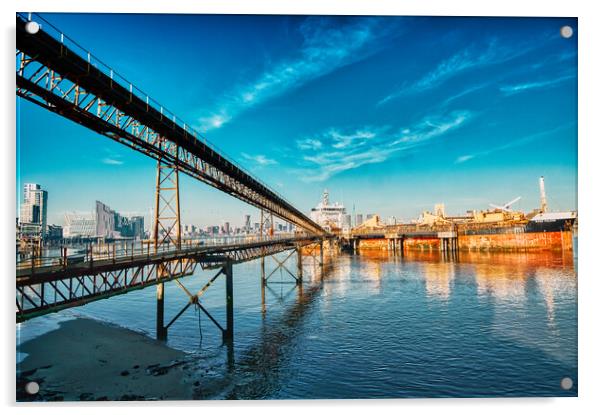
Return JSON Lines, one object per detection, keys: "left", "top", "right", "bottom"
{"left": 17, "top": 14, "right": 577, "bottom": 227}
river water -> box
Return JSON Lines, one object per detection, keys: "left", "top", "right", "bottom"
{"left": 18, "top": 249, "right": 577, "bottom": 399}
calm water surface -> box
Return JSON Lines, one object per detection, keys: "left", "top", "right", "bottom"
{"left": 18, "top": 250, "right": 578, "bottom": 399}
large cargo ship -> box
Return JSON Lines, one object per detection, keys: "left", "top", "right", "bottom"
{"left": 459, "top": 211, "right": 577, "bottom": 235}
{"left": 348, "top": 176, "right": 577, "bottom": 252}
{"left": 452, "top": 177, "right": 576, "bottom": 251}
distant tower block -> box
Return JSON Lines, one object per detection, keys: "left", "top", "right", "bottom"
{"left": 435, "top": 203, "right": 446, "bottom": 218}
{"left": 539, "top": 176, "right": 548, "bottom": 213}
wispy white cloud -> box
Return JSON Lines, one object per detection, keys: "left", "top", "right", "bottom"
{"left": 330, "top": 129, "right": 376, "bottom": 149}
{"left": 296, "top": 138, "right": 323, "bottom": 150}
{"left": 294, "top": 110, "right": 473, "bottom": 182}
{"left": 241, "top": 152, "right": 278, "bottom": 167}
{"left": 499, "top": 74, "right": 575, "bottom": 95}
{"left": 455, "top": 155, "right": 474, "bottom": 164}
{"left": 530, "top": 50, "right": 576, "bottom": 70}
{"left": 101, "top": 157, "right": 123, "bottom": 165}
{"left": 199, "top": 17, "right": 398, "bottom": 131}
{"left": 455, "top": 123, "right": 574, "bottom": 164}
{"left": 440, "top": 83, "right": 491, "bottom": 107}
{"left": 378, "top": 37, "right": 546, "bottom": 105}
{"left": 388, "top": 110, "right": 472, "bottom": 147}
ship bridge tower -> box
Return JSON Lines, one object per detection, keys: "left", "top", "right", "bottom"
{"left": 322, "top": 189, "right": 329, "bottom": 206}
{"left": 539, "top": 176, "right": 548, "bottom": 213}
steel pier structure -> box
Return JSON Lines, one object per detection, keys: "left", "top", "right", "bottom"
{"left": 16, "top": 236, "right": 325, "bottom": 338}
{"left": 15, "top": 13, "right": 331, "bottom": 342}
{"left": 15, "top": 14, "right": 324, "bottom": 235}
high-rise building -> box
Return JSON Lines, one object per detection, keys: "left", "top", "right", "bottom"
{"left": 130, "top": 216, "right": 145, "bottom": 239}
{"left": 95, "top": 201, "right": 116, "bottom": 238}
{"left": 20, "top": 183, "right": 48, "bottom": 236}
{"left": 366, "top": 213, "right": 376, "bottom": 221}
{"left": 19, "top": 203, "right": 39, "bottom": 224}
{"left": 183, "top": 224, "right": 198, "bottom": 237}
{"left": 23, "top": 183, "right": 39, "bottom": 203}
{"left": 343, "top": 214, "right": 352, "bottom": 230}
{"left": 244, "top": 214, "right": 251, "bottom": 233}
{"left": 355, "top": 214, "right": 364, "bottom": 227}
{"left": 222, "top": 221, "right": 231, "bottom": 235}
{"left": 33, "top": 189, "right": 48, "bottom": 235}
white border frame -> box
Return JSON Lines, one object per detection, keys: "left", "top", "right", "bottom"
{"left": 2, "top": 1, "right": 601, "bottom": 414}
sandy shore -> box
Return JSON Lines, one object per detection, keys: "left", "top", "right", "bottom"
{"left": 17, "top": 318, "right": 198, "bottom": 401}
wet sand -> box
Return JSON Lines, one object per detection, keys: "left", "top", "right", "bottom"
{"left": 17, "top": 318, "right": 197, "bottom": 401}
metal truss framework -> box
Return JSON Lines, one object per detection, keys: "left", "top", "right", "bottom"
{"left": 16, "top": 257, "right": 196, "bottom": 323}
{"left": 153, "top": 158, "right": 183, "bottom": 339}
{"left": 15, "top": 14, "right": 325, "bottom": 236}
{"left": 259, "top": 241, "right": 338, "bottom": 316}
{"left": 153, "top": 159, "right": 181, "bottom": 250}
{"left": 261, "top": 249, "right": 301, "bottom": 285}
{"left": 260, "top": 209, "right": 274, "bottom": 237}
{"left": 259, "top": 241, "right": 327, "bottom": 289}
{"left": 164, "top": 261, "right": 233, "bottom": 342}
{"left": 16, "top": 237, "right": 322, "bottom": 323}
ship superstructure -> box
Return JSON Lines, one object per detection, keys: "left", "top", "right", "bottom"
{"left": 310, "top": 190, "right": 347, "bottom": 232}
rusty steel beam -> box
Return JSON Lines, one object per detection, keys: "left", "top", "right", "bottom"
{"left": 15, "top": 13, "right": 326, "bottom": 235}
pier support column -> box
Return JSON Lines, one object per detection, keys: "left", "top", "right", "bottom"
{"left": 297, "top": 247, "right": 303, "bottom": 285}
{"left": 319, "top": 241, "right": 324, "bottom": 267}
{"left": 260, "top": 256, "right": 266, "bottom": 286}
{"left": 222, "top": 261, "right": 234, "bottom": 343}
{"left": 260, "top": 257, "right": 266, "bottom": 314}
{"left": 156, "top": 282, "right": 167, "bottom": 341}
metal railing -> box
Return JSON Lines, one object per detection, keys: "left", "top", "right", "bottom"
{"left": 16, "top": 233, "right": 306, "bottom": 272}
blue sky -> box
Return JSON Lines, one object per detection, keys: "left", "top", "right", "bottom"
{"left": 17, "top": 14, "right": 577, "bottom": 228}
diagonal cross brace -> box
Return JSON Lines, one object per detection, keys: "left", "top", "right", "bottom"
{"left": 164, "top": 266, "right": 225, "bottom": 331}
{"left": 265, "top": 249, "right": 298, "bottom": 283}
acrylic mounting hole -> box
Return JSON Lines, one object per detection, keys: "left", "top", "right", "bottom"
{"left": 560, "top": 26, "right": 573, "bottom": 39}
{"left": 560, "top": 377, "right": 573, "bottom": 390}
{"left": 25, "top": 381, "right": 39, "bottom": 395}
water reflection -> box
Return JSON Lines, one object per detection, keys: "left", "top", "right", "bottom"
{"left": 422, "top": 261, "right": 455, "bottom": 300}
{"left": 225, "top": 250, "right": 576, "bottom": 398}
{"left": 19, "top": 248, "right": 577, "bottom": 399}
{"left": 198, "top": 261, "right": 337, "bottom": 399}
